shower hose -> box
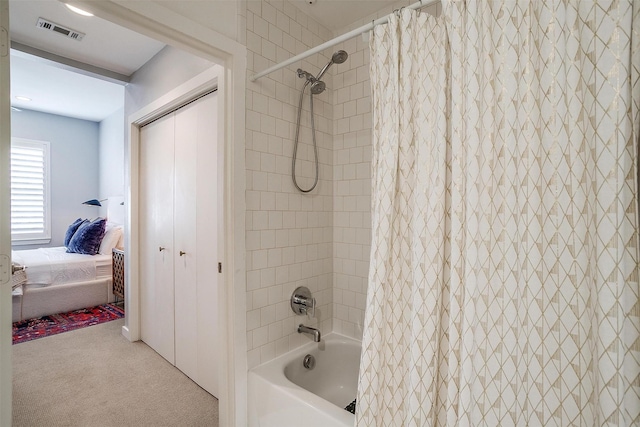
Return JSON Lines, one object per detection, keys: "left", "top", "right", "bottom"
{"left": 292, "top": 83, "right": 319, "bottom": 193}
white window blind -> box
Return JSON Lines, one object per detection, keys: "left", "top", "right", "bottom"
{"left": 10, "top": 138, "right": 51, "bottom": 244}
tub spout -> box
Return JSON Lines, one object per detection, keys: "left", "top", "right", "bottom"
{"left": 298, "top": 324, "right": 321, "bottom": 342}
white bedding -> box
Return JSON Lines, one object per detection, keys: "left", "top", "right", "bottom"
{"left": 12, "top": 247, "right": 112, "bottom": 287}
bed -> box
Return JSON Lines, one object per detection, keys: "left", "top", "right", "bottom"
{"left": 11, "top": 247, "right": 115, "bottom": 322}
{"left": 11, "top": 198, "right": 125, "bottom": 322}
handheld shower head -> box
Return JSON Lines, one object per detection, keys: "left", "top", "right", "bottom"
{"left": 292, "top": 52, "right": 348, "bottom": 193}
{"left": 298, "top": 68, "right": 326, "bottom": 94}
{"left": 331, "top": 50, "right": 349, "bottom": 64}
{"left": 315, "top": 50, "right": 349, "bottom": 80}
{"left": 310, "top": 80, "right": 326, "bottom": 95}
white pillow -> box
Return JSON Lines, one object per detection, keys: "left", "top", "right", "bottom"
{"left": 99, "top": 225, "right": 123, "bottom": 255}
{"left": 115, "top": 231, "right": 124, "bottom": 250}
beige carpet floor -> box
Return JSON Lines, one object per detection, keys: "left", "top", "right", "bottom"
{"left": 13, "top": 319, "right": 218, "bottom": 427}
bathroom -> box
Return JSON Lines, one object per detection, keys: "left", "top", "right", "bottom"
{"left": 0, "top": 0, "right": 636, "bottom": 425}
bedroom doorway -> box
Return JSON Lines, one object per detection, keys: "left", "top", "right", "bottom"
{"left": 1, "top": 1, "right": 247, "bottom": 425}
{"left": 103, "top": 8, "right": 245, "bottom": 422}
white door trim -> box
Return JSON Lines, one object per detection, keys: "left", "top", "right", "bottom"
{"left": 72, "top": 2, "right": 248, "bottom": 426}
{"left": 0, "top": 0, "right": 12, "bottom": 424}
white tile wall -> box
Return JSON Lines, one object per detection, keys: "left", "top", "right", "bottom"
{"left": 332, "top": 31, "right": 371, "bottom": 340}
{"left": 245, "top": 0, "right": 335, "bottom": 369}
{"left": 245, "top": 0, "right": 440, "bottom": 365}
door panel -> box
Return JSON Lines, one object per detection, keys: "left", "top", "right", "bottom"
{"left": 194, "top": 93, "right": 219, "bottom": 397}
{"left": 139, "top": 113, "right": 176, "bottom": 364}
{"left": 174, "top": 98, "right": 199, "bottom": 382}
{"left": 174, "top": 92, "right": 219, "bottom": 397}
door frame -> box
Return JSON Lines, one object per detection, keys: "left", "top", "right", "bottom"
{"left": 0, "top": 0, "right": 11, "bottom": 425}
{"left": 70, "top": 2, "right": 248, "bottom": 426}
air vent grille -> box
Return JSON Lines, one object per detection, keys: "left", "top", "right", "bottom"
{"left": 36, "top": 18, "right": 85, "bottom": 41}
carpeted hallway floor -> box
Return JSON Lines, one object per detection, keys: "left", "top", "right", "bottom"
{"left": 13, "top": 319, "right": 218, "bottom": 427}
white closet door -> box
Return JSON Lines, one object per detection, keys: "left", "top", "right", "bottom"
{"left": 195, "top": 92, "right": 219, "bottom": 398}
{"left": 139, "top": 113, "right": 176, "bottom": 364}
{"left": 174, "top": 92, "right": 219, "bottom": 397}
{"left": 174, "top": 99, "right": 198, "bottom": 382}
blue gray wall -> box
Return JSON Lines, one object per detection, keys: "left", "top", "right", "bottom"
{"left": 11, "top": 108, "right": 99, "bottom": 249}
{"left": 125, "top": 45, "right": 213, "bottom": 117}
{"left": 98, "top": 107, "right": 125, "bottom": 219}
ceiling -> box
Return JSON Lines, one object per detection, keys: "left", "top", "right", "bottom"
{"left": 11, "top": 52, "right": 126, "bottom": 122}
{"left": 292, "top": 0, "right": 398, "bottom": 31}
{"left": 8, "top": 0, "right": 396, "bottom": 122}
{"left": 9, "top": 0, "right": 165, "bottom": 122}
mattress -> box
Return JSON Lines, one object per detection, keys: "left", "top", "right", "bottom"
{"left": 12, "top": 247, "right": 112, "bottom": 288}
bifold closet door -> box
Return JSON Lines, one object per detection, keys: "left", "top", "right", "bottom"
{"left": 174, "top": 92, "right": 219, "bottom": 398}
{"left": 139, "top": 112, "right": 176, "bottom": 364}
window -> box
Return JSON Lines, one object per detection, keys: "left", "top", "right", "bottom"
{"left": 10, "top": 138, "right": 51, "bottom": 245}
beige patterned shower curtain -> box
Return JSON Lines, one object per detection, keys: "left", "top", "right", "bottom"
{"left": 356, "top": 1, "right": 640, "bottom": 426}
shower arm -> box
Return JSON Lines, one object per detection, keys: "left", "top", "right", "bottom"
{"left": 315, "top": 62, "right": 332, "bottom": 81}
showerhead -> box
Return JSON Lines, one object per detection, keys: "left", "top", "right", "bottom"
{"left": 298, "top": 68, "right": 327, "bottom": 95}
{"left": 315, "top": 50, "right": 349, "bottom": 81}
{"left": 331, "top": 50, "right": 348, "bottom": 64}
{"left": 310, "top": 80, "right": 326, "bottom": 95}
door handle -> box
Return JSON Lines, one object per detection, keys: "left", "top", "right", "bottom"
{"left": 159, "top": 246, "right": 165, "bottom": 252}
{"left": 179, "top": 251, "right": 186, "bottom": 256}
{"left": 12, "top": 263, "right": 25, "bottom": 274}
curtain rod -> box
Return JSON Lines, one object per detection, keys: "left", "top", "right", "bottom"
{"left": 249, "top": 0, "right": 439, "bottom": 82}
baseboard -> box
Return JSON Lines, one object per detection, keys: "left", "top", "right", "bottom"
{"left": 121, "top": 324, "right": 132, "bottom": 341}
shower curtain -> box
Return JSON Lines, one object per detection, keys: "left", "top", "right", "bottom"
{"left": 357, "top": 1, "right": 640, "bottom": 426}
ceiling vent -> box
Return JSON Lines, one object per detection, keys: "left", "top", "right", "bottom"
{"left": 36, "top": 18, "right": 85, "bottom": 41}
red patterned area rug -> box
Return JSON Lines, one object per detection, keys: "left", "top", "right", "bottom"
{"left": 13, "top": 304, "right": 125, "bottom": 345}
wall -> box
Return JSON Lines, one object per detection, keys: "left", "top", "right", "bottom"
{"left": 245, "top": 0, "right": 335, "bottom": 368}
{"left": 125, "top": 45, "right": 214, "bottom": 118}
{"left": 98, "top": 107, "right": 125, "bottom": 218}
{"left": 243, "top": 0, "right": 437, "bottom": 365}
{"left": 113, "top": 0, "right": 240, "bottom": 43}
{"left": 11, "top": 108, "right": 99, "bottom": 248}
{"left": 331, "top": 33, "right": 371, "bottom": 340}
{"left": 157, "top": 0, "right": 239, "bottom": 43}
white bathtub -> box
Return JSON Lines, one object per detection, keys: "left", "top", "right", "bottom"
{"left": 248, "top": 332, "right": 361, "bottom": 427}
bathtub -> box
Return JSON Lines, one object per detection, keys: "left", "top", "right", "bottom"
{"left": 248, "top": 332, "right": 361, "bottom": 427}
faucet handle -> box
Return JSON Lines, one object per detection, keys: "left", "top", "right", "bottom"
{"left": 291, "top": 286, "right": 315, "bottom": 317}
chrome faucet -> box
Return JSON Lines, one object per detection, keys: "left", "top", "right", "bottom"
{"left": 298, "top": 324, "right": 321, "bottom": 342}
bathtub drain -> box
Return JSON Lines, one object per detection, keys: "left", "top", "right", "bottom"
{"left": 345, "top": 399, "right": 357, "bottom": 415}
{"left": 303, "top": 354, "right": 315, "bottom": 369}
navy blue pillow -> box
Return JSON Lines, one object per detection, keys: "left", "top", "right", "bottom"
{"left": 66, "top": 218, "right": 107, "bottom": 255}
{"left": 64, "top": 218, "right": 87, "bottom": 247}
